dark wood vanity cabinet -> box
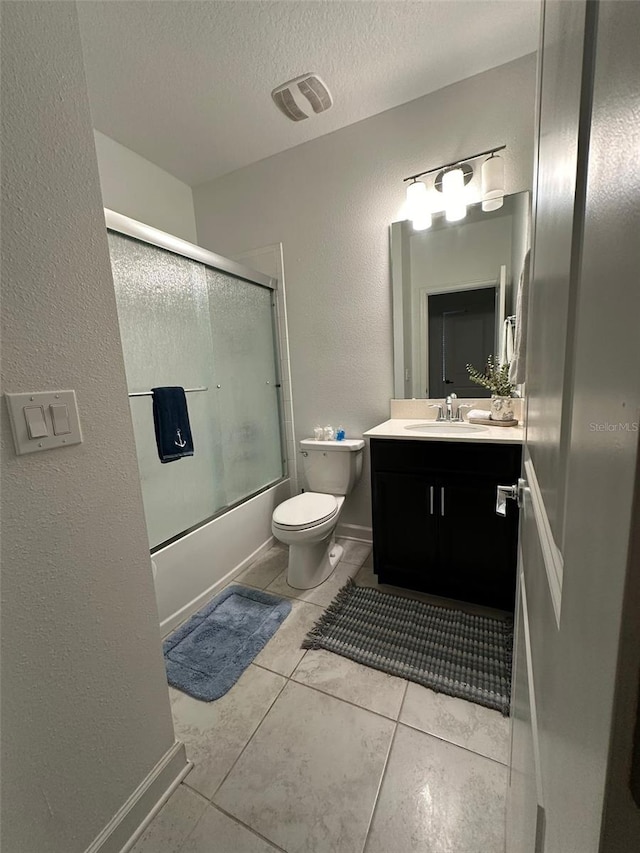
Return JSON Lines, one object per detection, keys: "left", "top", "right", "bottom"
{"left": 370, "top": 439, "right": 522, "bottom": 611}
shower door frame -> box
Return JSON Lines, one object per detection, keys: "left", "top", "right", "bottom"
{"left": 104, "top": 209, "right": 289, "bottom": 551}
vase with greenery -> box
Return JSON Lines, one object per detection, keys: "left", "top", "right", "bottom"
{"left": 466, "top": 356, "right": 516, "bottom": 421}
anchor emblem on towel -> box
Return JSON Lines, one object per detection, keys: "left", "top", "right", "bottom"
{"left": 174, "top": 428, "right": 187, "bottom": 449}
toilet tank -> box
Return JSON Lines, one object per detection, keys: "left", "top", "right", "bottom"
{"left": 300, "top": 439, "right": 364, "bottom": 496}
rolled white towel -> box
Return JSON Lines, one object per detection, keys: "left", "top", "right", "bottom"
{"left": 466, "top": 409, "right": 488, "bottom": 420}
{"left": 501, "top": 318, "right": 514, "bottom": 365}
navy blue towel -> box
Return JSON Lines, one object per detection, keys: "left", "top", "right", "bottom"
{"left": 151, "top": 387, "right": 194, "bottom": 463}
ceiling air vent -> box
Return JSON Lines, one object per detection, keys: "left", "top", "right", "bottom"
{"left": 271, "top": 73, "right": 333, "bottom": 122}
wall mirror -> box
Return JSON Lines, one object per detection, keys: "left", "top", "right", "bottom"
{"left": 390, "top": 191, "right": 530, "bottom": 398}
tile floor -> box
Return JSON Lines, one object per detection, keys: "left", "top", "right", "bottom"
{"left": 132, "top": 540, "right": 511, "bottom": 853}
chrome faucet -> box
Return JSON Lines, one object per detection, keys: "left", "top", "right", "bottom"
{"left": 430, "top": 393, "right": 460, "bottom": 422}
{"left": 445, "top": 393, "right": 457, "bottom": 421}
{"left": 430, "top": 394, "right": 474, "bottom": 423}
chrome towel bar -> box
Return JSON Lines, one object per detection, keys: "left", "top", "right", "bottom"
{"left": 128, "top": 387, "right": 208, "bottom": 398}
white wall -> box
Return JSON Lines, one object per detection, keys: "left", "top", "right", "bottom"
{"left": 1, "top": 4, "right": 181, "bottom": 852}
{"left": 409, "top": 216, "right": 513, "bottom": 293}
{"left": 194, "top": 55, "right": 537, "bottom": 530}
{"left": 93, "top": 129, "right": 197, "bottom": 242}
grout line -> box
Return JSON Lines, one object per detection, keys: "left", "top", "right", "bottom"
{"left": 288, "top": 673, "right": 407, "bottom": 724}
{"left": 396, "top": 680, "right": 410, "bottom": 722}
{"left": 177, "top": 667, "right": 292, "bottom": 805}
{"left": 206, "top": 672, "right": 290, "bottom": 803}
{"left": 263, "top": 585, "right": 327, "bottom": 606}
{"left": 182, "top": 778, "right": 209, "bottom": 799}
{"left": 203, "top": 803, "right": 289, "bottom": 853}
{"left": 361, "top": 720, "right": 400, "bottom": 853}
{"left": 251, "top": 657, "right": 305, "bottom": 680}
{"left": 394, "top": 719, "right": 511, "bottom": 768}
{"left": 270, "top": 596, "right": 327, "bottom": 611}
{"left": 252, "top": 651, "right": 403, "bottom": 726}
{"left": 173, "top": 784, "right": 227, "bottom": 853}
{"left": 236, "top": 577, "right": 288, "bottom": 594}
{"left": 264, "top": 582, "right": 349, "bottom": 606}
{"left": 340, "top": 559, "right": 370, "bottom": 569}
{"left": 287, "top": 650, "right": 308, "bottom": 681}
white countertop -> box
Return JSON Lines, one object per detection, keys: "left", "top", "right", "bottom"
{"left": 363, "top": 418, "right": 524, "bottom": 445}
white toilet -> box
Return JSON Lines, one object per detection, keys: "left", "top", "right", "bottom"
{"left": 272, "top": 438, "right": 365, "bottom": 589}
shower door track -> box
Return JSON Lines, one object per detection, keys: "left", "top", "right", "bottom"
{"left": 149, "top": 476, "right": 288, "bottom": 554}
{"left": 104, "top": 209, "right": 276, "bottom": 291}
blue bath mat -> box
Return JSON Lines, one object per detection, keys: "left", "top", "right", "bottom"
{"left": 163, "top": 585, "right": 292, "bottom": 701}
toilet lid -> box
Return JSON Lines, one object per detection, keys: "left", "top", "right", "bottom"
{"left": 273, "top": 493, "right": 338, "bottom": 528}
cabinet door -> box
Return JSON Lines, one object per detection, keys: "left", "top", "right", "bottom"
{"left": 438, "top": 475, "right": 518, "bottom": 610}
{"left": 372, "top": 472, "right": 438, "bottom": 584}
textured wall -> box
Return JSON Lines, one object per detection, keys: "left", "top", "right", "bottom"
{"left": 1, "top": 4, "right": 176, "bottom": 852}
{"left": 93, "top": 130, "right": 197, "bottom": 241}
{"left": 194, "top": 55, "right": 537, "bottom": 529}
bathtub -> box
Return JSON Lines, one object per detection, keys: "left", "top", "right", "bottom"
{"left": 152, "top": 478, "right": 291, "bottom": 636}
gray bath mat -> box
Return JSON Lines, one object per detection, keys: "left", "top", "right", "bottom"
{"left": 303, "top": 580, "right": 513, "bottom": 715}
{"left": 164, "top": 585, "right": 291, "bottom": 701}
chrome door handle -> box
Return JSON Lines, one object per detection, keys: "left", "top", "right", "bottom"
{"left": 496, "top": 479, "right": 525, "bottom": 516}
{"left": 429, "top": 486, "right": 434, "bottom": 515}
{"left": 440, "top": 487, "right": 445, "bottom": 516}
{"left": 496, "top": 484, "right": 517, "bottom": 516}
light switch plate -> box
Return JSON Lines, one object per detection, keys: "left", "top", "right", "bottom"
{"left": 5, "top": 390, "right": 82, "bottom": 455}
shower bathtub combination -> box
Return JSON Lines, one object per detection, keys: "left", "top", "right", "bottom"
{"left": 106, "top": 211, "right": 291, "bottom": 634}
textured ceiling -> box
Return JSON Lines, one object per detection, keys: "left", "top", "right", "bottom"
{"left": 78, "top": 0, "right": 540, "bottom": 187}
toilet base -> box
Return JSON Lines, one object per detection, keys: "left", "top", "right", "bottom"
{"left": 287, "top": 538, "right": 344, "bottom": 590}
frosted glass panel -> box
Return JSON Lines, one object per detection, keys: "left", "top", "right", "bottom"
{"left": 108, "top": 232, "right": 284, "bottom": 549}
{"left": 207, "top": 269, "right": 284, "bottom": 505}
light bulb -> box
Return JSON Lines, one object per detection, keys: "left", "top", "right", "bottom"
{"left": 406, "top": 180, "right": 432, "bottom": 230}
{"left": 411, "top": 211, "right": 432, "bottom": 231}
{"left": 443, "top": 168, "right": 467, "bottom": 222}
{"left": 482, "top": 154, "right": 504, "bottom": 211}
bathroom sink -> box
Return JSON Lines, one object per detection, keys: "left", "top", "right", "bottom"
{"left": 404, "top": 422, "right": 488, "bottom": 435}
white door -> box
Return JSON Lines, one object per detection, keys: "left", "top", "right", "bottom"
{"left": 507, "top": 2, "right": 640, "bottom": 852}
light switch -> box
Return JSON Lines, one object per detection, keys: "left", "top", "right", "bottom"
{"left": 5, "top": 390, "right": 82, "bottom": 455}
{"left": 50, "top": 404, "right": 71, "bottom": 435}
{"left": 24, "top": 406, "right": 49, "bottom": 439}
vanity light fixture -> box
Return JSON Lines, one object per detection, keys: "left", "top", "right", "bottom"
{"left": 442, "top": 167, "right": 467, "bottom": 222}
{"left": 403, "top": 144, "right": 506, "bottom": 223}
{"left": 406, "top": 179, "right": 432, "bottom": 230}
{"left": 481, "top": 153, "right": 505, "bottom": 211}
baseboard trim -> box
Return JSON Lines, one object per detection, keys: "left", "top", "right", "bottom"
{"left": 159, "top": 536, "right": 275, "bottom": 637}
{"left": 84, "top": 741, "right": 191, "bottom": 853}
{"left": 336, "top": 523, "right": 372, "bottom": 543}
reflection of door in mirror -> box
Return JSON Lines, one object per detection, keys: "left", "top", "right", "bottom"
{"left": 427, "top": 288, "right": 496, "bottom": 397}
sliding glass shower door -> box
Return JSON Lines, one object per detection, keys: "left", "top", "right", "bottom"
{"left": 107, "top": 226, "right": 285, "bottom": 550}
{"left": 207, "top": 269, "right": 283, "bottom": 506}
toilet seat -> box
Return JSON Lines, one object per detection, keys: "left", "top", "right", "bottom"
{"left": 272, "top": 492, "right": 338, "bottom": 530}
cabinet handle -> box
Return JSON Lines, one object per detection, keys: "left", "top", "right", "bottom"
{"left": 429, "top": 486, "right": 434, "bottom": 515}
{"left": 441, "top": 487, "right": 445, "bottom": 516}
